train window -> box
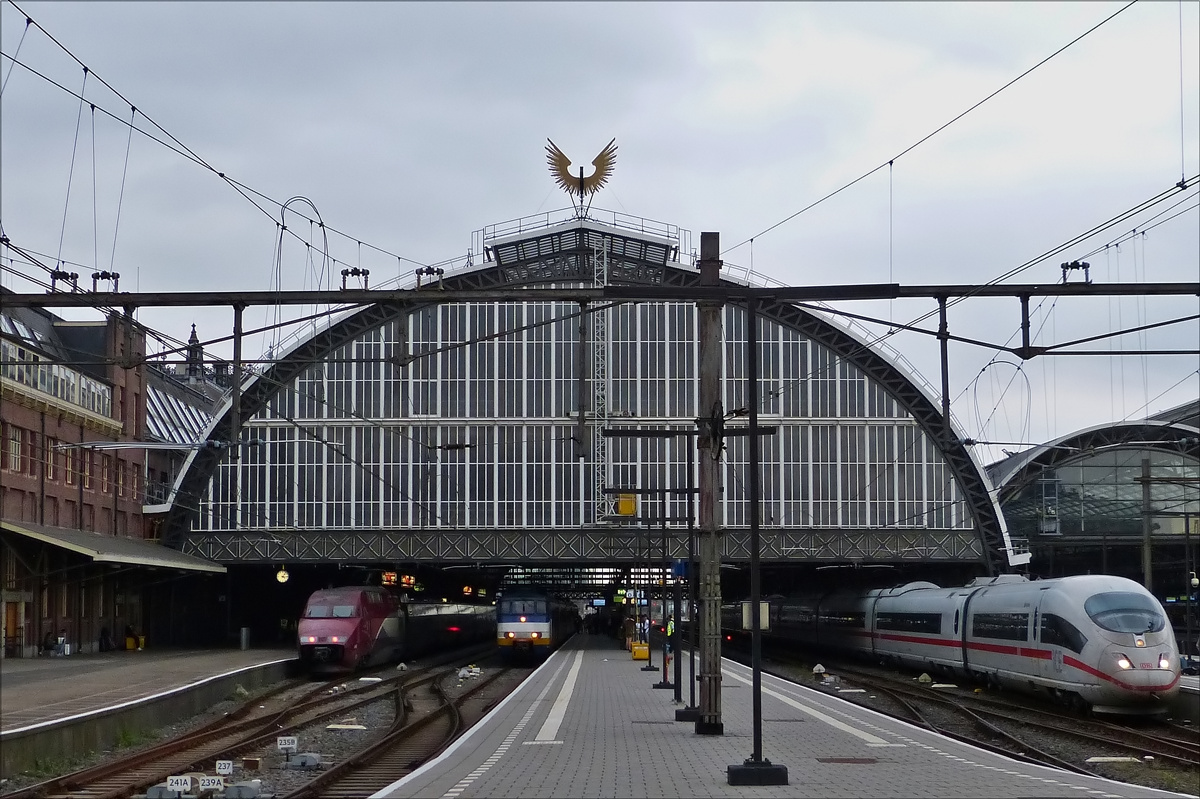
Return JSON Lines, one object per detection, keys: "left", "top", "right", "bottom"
{"left": 304, "top": 604, "right": 357, "bottom": 618}
{"left": 1039, "top": 613, "right": 1087, "bottom": 654}
{"left": 876, "top": 612, "right": 941, "bottom": 634}
{"left": 818, "top": 611, "right": 865, "bottom": 628}
{"left": 971, "top": 612, "right": 1029, "bottom": 641}
{"left": 1084, "top": 592, "right": 1165, "bottom": 633}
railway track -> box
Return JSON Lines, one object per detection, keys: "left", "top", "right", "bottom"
{"left": 825, "top": 661, "right": 1200, "bottom": 768}
{"left": 727, "top": 647, "right": 1200, "bottom": 794}
{"left": 1, "top": 648, "right": 493, "bottom": 799}
{"left": 279, "top": 664, "right": 526, "bottom": 799}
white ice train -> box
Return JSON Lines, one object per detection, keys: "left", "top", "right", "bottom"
{"left": 724, "top": 574, "right": 1181, "bottom": 714}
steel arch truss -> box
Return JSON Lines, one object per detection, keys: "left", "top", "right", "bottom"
{"left": 994, "top": 422, "right": 1200, "bottom": 502}
{"left": 166, "top": 246, "right": 1004, "bottom": 570}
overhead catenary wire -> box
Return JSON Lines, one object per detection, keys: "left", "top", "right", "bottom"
{"left": 0, "top": 4, "right": 436, "bottom": 286}
{"left": 721, "top": 1, "right": 1138, "bottom": 256}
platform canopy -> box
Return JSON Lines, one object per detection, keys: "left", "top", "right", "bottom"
{"left": 1, "top": 520, "right": 226, "bottom": 573}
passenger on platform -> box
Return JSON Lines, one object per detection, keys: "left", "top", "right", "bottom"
{"left": 665, "top": 615, "right": 675, "bottom": 652}
{"left": 55, "top": 629, "right": 67, "bottom": 656}
{"left": 124, "top": 624, "right": 137, "bottom": 650}
{"left": 42, "top": 629, "right": 56, "bottom": 656}
{"left": 99, "top": 627, "right": 115, "bottom": 652}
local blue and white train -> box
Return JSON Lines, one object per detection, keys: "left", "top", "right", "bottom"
{"left": 496, "top": 588, "right": 578, "bottom": 658}
{"left": 723, "top": 574, "right": 1181, "bottom": 714}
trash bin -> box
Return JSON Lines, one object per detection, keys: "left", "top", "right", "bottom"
{"left": 137, "top": 635, "right": 145, "bottom": 650}
{"left": 631, "top": 642, "right": 649, "bottom": 661}
{"left": 125, "top": 636, "right": 137, "bottom": 650}
{"left": 240, "top": 627, "right": 250, "bottom": 651}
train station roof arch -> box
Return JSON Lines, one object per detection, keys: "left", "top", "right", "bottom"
{"left": 162, "top": 214, "right": 1020, "bottom": 573}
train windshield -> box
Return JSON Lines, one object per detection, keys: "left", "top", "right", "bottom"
{"left": 501, "top": 599, "right": 547, "bottom": 615}
{"left": 1084, "top": 591, "right": 1165, "bottom": 633}
{"left": 303, "top": 604, "right": 358, "bottom": 618}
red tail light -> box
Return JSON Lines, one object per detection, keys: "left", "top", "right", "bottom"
{"left": 447, "top": 626, "right": 460, "bottom": 632}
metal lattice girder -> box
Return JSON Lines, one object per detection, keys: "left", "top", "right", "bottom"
{"left": 183, "top": 528, "right": 981, "bottom": 565}
{"left": 166, "top": 256, "right": 1005, "bottom": 570}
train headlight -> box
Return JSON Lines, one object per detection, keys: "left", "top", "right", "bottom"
{"left": 1159, "top": 654, "right": 1172, "bottom": 670}
{"left": 520, "top": 616, "right": 527, "bottom": 623}
{"left": 331, "top": 636, "right": 341, "bottom": 644}
{"left": 1116, "top": 653, "right": 1133, "bottom": 670}
{"left": 506, "top": 631, "right": 515, "bottom": 639}
{"left": 531, "top": 632, "right": 540, "bottom": 639}
{"left": 304, "top": 636, "right": 316, "bottom": 643}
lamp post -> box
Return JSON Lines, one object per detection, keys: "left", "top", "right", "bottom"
{"left": 1187, "top": 513, "right": 1197, "bottom": 668}
{"left": 727, "top": 296, "right": 787, "bottom": 785}
{"left": 653, "top": 492, "right": 673, "bottom": 689}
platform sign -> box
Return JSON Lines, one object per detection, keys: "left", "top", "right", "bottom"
{"left": 741, "top": 600, "right": 770, "bottom": 631}
{"left": 166, "top": 775, "right": 192, "bottom": 792}
{"left": 215, "top": 760, "right": 234, "bottom": 776}
{"left": 277, "top": 735, "right": 298, "bottom": 752}
{"left": 672, "top": 559, "right": 687, "bottom": 578}
{"left": 199, "top": 775, "right": 226, "bottom": 791}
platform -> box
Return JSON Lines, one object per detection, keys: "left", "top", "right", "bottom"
{"left": 379, "top": 633, "right": 1194, "bottom": 799}
{"left": 0, "top": 646, "right": 295, "bottom": 777}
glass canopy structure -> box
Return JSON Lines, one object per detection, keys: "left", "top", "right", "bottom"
{"left": 163, "top": 210, "right": 1021, "bottom": 573}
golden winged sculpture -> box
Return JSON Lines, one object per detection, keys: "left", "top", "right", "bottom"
{"left": 546, "top": 138, "right": 618, "bottom": 199}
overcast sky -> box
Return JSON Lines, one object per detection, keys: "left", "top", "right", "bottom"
{"left": 2, "top": 1, "right": 1197, "bottom": 465}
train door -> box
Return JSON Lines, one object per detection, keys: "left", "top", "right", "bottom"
{"left": 1035, "top": 589, "right": 1065, "bottom": 683}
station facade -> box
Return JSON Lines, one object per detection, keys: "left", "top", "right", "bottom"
{"left": 160, "top": 212, "right": 1024, "bottom": 629}
{"left": 6, "top": 212, "right": 1194, "bottom": 651}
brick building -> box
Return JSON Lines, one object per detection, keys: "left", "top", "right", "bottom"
{"left": 1, "top": 294, "right": 224, "bottom": 658}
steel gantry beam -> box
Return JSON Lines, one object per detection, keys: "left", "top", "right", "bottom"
{"left": 181, "top": 527, "right": 982, "bottom": 564}
{"left": 7, "top": 252, "right": 1192, "bottom": 568}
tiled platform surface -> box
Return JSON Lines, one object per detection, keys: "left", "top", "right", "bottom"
{"left": 0, "top": 646, "right": 296, "bottom": 732}
{"left": 379, "top": 633, "right": 1195, "bottom": 799}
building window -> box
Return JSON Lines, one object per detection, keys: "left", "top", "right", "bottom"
{"left": 7, "top": 426, "right": 22, "bottom": 472}
{"left": 65, "top": 447, "right": 76, "bottom": 486}
{"left": 45, "top": 438, "right": 57, "bottom": 480}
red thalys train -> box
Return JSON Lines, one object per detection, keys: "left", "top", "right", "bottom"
{"left": 297, "top": 586, "right": 495, "bottom": 673}
{"left": 723, "top": 574, "right": 1181, "bottom": 714}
